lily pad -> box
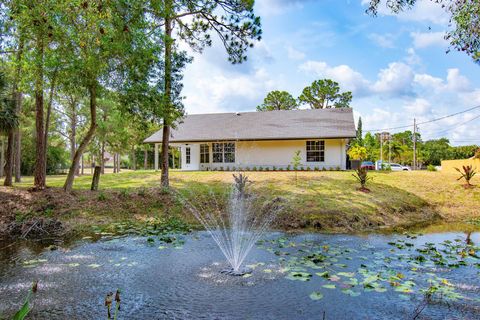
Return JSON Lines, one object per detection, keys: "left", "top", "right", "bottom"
{"left": 309, "top": 291, "right": 324, "bottom": 300}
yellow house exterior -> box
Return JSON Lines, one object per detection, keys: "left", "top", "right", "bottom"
{"left": 144, "top": 108, "right": 356, "bottom": 171}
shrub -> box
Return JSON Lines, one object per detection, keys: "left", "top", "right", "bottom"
{"left": 427, "top": 164, "right": 437, "bottom": 172}
{"left": 265, "top": 167, "right": 270, "bottom": 171}
{"left": 306, "top": 167, "right": 311, "bottom": 171}
{"left": 272, "top": 166, "right": 277, "bottom": 171}
{"left": 455, "top": 165, "right": 476, "bottom": 186}
{"left": 335, "top": 166, "right": 341, "bottom": 171}
{"left": 98, "top": 192, "right": 107, "bottom": 201}
{"left": 352, "top": 167, "right": 372, "bottom": 191}
{"left": 322, "top": 167, "right": 326, "bottom": 171}
{"left": 252, "top": 166, "right": 257, "bottom": 171}
{"left": 245, "top": 167, "right": 250, "bottom": 171}
{"left": 314, "top": 166, "right": 319, "bottom": 171}
{"left": 286, "top": 165, "right": 291, "bottom": 171}
{"left": 138, "top": 187, "right": 147, "bottom": 197}
{"left": 300, "top": 166, "right": 304, "bottom": 171}
{"left": 119, "top": 189, "right": 130, "bottom": 198}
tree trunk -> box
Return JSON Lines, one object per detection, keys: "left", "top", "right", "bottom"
{"left": 100, "top": 142, "right": 105, "bottom": 174}
{"left": 3, "top": 130, "right": 14, "bottom": 186}
{"left": 91, "top": 166, "right": 101, "bottom": 191}
{"left": 34, "top": 36, "right": 46, "bottom": 190}
{"left": 63, "top": 83, "right": 98, "bottom": 192}
{"left": 13, "top": 40, "right": 24, "bottom": 183}
{"left": 81, "top": 153, "right": 84, "bottom": 175}
{"left": 117, "top": 153, "right": 121, "bottom": 173}
{"left": 0, "top": 138, "right": 4, "bottom": 177}
{"left": 144, "top": 149, "right": 148, "bottom": 170}
{"left": 161, "top": 9, "right": 173, "bottom": 188}
{"left": 43, "top": 67, "right": 58, "bottom": 177}
{"left": 132, "top": 148, "right": 136, "bottom": 170}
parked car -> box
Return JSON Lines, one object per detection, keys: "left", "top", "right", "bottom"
{"left": 360, "top": 161, "right": 375, "bottom": 170}
{"left": 389, "top": 163, "right": 411, "bottom": 171}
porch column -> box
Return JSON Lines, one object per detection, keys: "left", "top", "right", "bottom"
{"left": 154, "top": 143, "right": 159, "bottom": 171}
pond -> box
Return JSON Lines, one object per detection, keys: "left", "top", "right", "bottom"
{"left": 0, "top": 230, "right": 479, "bottom": 319}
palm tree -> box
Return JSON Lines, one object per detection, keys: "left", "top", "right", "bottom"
{"left": 0, "top": 72, "right": 18, "bottom": 186}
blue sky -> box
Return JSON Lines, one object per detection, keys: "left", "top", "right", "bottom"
{"left": 181, "top": 0, "right": 480, "bottom": 146}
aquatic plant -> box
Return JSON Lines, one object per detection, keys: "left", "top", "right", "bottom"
{"left": 12, "top": 281, "right": 37, "bottom": 320}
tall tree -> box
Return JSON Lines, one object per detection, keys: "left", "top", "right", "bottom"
{"left": 367, "top": 0, "right": 480, "bottom": 63}
{"left": 298, "top": 79, "right": 352, "bottom": 109}
{"left": 0, "top": 72, "right": 18, "bottom": 186}
{"left": 356, "top": 117, "right": 363, "bottom": 145}
{"left": 256, "top": 90, "right": 298, "bottom": 111}
{"left": 148, "top": 0, "right": 262, "bottom": 187}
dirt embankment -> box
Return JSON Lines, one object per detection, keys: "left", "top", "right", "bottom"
{"left": 0, "top": 183, "right": 444, "bottom": 240}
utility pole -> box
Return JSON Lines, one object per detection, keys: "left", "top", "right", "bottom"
{"left": 388, "top": 137, "right": 392, "bottom": 164}
{"left": 380, "top": 133, "right": 383, "bottom": 170}
{"left": 413, "top": 118, "right": 416, "bottom": 170}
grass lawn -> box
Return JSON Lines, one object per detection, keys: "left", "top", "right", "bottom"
{"left": 3, "top": 170, "right": 479, "bottom": 234}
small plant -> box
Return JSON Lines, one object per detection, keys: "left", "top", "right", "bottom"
{"left": 306, "top": 166, "right": 311, "bottom": 171}
{"left": 321, "top": 167, "right": 326, "bottom": 171}
{"left": 291, "top": 150, "right": 302, "bottom": 185}
{"left": 455, "top": 165, "right": 476, "bottom": 187}
{"left": 12, "top": 281, "right": 38, "bottom": 320}
{"left": 252, "top": 166, "right": 257, "bottom": 171}
{"left": 329, "top": 167, "right": 334, "bottom": 171}
{"left": 265, "top": 167, "right": 270, "bottom": 171}
{"left": 105, "top": 289, "right": 121, "bottom": 319}
{"left": 272, "top": 166, "right": 276, "bottom": 171}
{"left": 314, "top": 166, "right": 319, "bottom": 171}
{"left": 119, "top": 189, "right": 130, "bottom": 198}
{"left": 335, "top": 166, "right": 341, "bottom": 171}
{"left": 137, "top": 187, "right": 147, "bottom": 197}
{"left": 245, "top": 167, "right": 250, "bottom": 171}
{"left": 286, "top": 165, "right": 291, "bottom": 171}
{"left": 352, "top": 167, "right": 372, "bottom": 192}
{"left": 98, "top": 191, "right": 107, "bottom": 201}
{"left": 258, "top": 166, "right": 264, "bottom": 171}
{"left": 219, "top": 166, "right": 224, "bottom": 171}
{"left": 427, "top": 164, "right": 437, "bottom": 172}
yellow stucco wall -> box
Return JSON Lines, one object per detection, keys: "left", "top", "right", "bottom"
{"left": 441, "top": 159, "right": 480, "bottom": 174}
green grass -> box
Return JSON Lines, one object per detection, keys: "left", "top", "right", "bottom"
{"left": 8, "top": 170, "right": 480, "bottom": 233}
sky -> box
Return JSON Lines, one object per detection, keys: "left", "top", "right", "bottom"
{"left": 180, "top": 0, "right": 480, "bottom": 146}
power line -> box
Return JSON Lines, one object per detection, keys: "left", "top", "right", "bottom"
{"left": 364, "top": 105, "right": 480, "bottom": 132}
{"left": 423, "top": 114, "right": 480, "bottom": 139}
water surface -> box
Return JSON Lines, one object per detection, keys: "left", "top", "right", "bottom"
{"left": 0, "top": 231, "right": 479, "bottom": 319}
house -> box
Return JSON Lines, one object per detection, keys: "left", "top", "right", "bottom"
{"left": 144, "top": 108, "right": 356, "bottom": 171}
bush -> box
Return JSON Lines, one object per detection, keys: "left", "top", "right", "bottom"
{"left": 265, "top": 167, "right": 270, "bottom": 171}
{"left": 245, "top": 167, "right": 250, "bottom": 171}
{"left": 455, "top": 165, "right": 476, "bottom": 186}
{"left": 259, "top": 166, "right": 264, "bottom": 171}
{"left": 314, "top": 166, "right": 319, "bottom": 171}
{"left": 336, "top": 166, "right": 341, "bottom": 171}
{"left": 98, "top": 192, "right": 107, "bottom": 201}
{"left": 306, "top": 167, "right": 311, "bottom": 171}
{"left": 219, "top": 166, "right": 224, "bottom": 171}
{"left": 427, "top": 164, "right": 437, "bottom": 172}
{"left": 252, "top": 166, "right": 257, "bottom": 171}
{"left": 352, "top": 167, "right": 372, "bottom": 191}
{"left": 286, "top": 165, "right": 291, "bottom": 171}
{"left": 272, "top": 166, "right": 276, "bottom": 171}
{"left": 322, "top": 167, "right": 326, "bottom": 171}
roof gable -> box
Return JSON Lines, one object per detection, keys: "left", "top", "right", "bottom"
{"left": 144, "top": 108, "right": 356, "bottom": 143}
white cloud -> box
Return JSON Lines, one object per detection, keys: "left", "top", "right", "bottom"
{"left": 403, "top": 98, "right": 432, "bottom": 116}
{"left": 372, "top": 62, "right": 415, "bottom": 96}
{"left": 410, "top": 31, "right": 446, "bottom": 49}
{"left": 368, "top": 33, "right": 396, "bottom": 48}
{"left": 404, "top": 48, "right": 421, "bottom": 66}
{"left": 299, "top": 60, "right": 370, "bottom": 95}
{"left": 414, "top": 68, "right": 470, "bottom": 93}
{"left": 446, "top": 68, "right": 470, "bottom": 92}
{"left": 286, "top": 46, "right": 306, "bottom": 60}
{"left": 255, "top": 0, "right": 311, "bottom": 16}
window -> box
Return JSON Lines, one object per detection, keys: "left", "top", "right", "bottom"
{"left": 212, "top": 142, "right": 236, "bottom": 163}
{"left": 200, "top": 144, "right": 209, "bottom": 164}
{"left": 306, "top": 140, "right": 325, "bottom": 162}
{"left": 186, "top": 147, "right": 191, "bottom": 164}
{"left": 213, "top": 143, "right": 223, "bottom": 163}
{"left": 224, "top": 143, "right": 235, "bottom": 163}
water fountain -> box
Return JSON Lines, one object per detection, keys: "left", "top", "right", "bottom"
{"left": 182, "top": 174, "right": 283, "bottom": 275}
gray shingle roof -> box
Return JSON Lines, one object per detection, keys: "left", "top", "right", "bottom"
{"left": 144, "top": 108, "right": 356, "bottom": 143}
